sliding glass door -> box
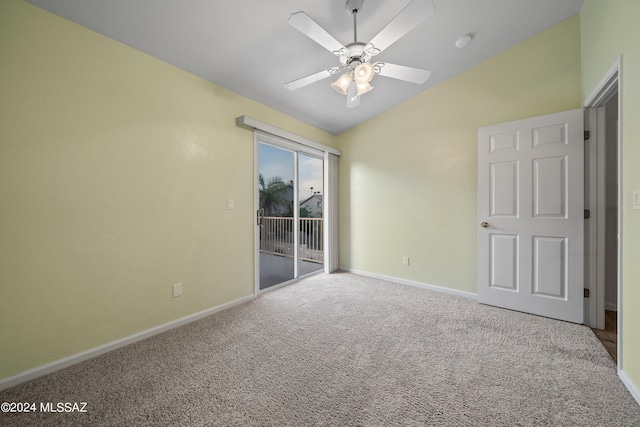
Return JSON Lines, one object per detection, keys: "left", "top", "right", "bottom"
{"left": 256, "top": 134, "right": 324, "bottom": 291}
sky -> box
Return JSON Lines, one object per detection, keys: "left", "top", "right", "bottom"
{"left": 259, "top": 143, "right": 323, "bottom": 201}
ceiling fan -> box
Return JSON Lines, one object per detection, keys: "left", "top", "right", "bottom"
{"left": 284, "top": 0, "right": 434, "bottom": 108}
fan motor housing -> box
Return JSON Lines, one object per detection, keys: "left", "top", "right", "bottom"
{"left": 339, "top": 42, "right": 370, "bottom": 66}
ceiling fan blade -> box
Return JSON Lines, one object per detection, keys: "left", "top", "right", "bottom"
{"left": 284, "top": 69, "right": 334, "bottom": 91}
{"left": 375, "top": 63, "right": 431, "bottom": 84}
{"left": 367, "top": 0, "right": 434, "bottom": 54}
{"left": 289, "top": 12, "right": 345, "bottom": 55}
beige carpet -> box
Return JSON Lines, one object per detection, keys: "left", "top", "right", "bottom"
{"left": 1, "top": 272, "right": 639, "bottom": 426}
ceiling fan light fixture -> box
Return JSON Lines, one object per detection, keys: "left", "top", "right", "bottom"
{"left": 356, "top": 82, "right": 373, "bottom": 96}
{"left": 331, "top": 72, "right": 352, "bottom": 95}
{"left": 354, "top": 62, "right": 374, "bottom": 84}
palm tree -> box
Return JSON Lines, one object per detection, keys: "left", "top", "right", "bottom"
{"left": 259, "top": 173, "right": 288, "bottom": 216}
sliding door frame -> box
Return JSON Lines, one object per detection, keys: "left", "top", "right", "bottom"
{"left": 253, "top": 130, "right": 334, "bottom": 295}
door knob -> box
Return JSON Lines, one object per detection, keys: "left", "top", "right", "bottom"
{"left": 481, "top": 221, "right": 489, "bottom": 228}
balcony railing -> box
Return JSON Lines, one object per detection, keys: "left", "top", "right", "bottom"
{"left": 260, "top": 217, "right": 323, "bottom": 263}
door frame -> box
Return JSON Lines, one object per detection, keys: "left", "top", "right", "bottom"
{"left": 237, "top": 115, "right": 341, "bottom": 294}
{"left": 583, "top": 56, "right": 622, "bottom": 370}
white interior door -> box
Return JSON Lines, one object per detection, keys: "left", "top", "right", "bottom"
{"left": 477, "top": 109, "right": 584, "bottom": 323}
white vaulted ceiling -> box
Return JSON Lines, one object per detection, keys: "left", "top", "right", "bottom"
{"left": 26, "top": 0, "right": 585, "bottom": 135}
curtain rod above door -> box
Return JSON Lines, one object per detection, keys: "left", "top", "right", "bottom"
{"left": 236, "top": 115, "right": 341, "bottom": 157}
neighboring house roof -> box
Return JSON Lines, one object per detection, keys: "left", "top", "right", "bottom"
{"left": 299, "top": 194, "right": 322, "bottom": 206}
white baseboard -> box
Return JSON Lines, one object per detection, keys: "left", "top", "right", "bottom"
{"left": 619, "top": 370, "right": 640, "bottom": 406}
{"left": 339, "top": 267, "right": 477, "bottom": 300}
{"left": 605, "top": 302, "right": 618, "bottom": 312}
{"left": 0, "top": 295, "right": 255, "bottom": 392}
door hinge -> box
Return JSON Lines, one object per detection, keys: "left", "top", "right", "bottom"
{"left": 584, "top": 288, "right": 590, "bottom": 298}
{"left": 584, "top": 209, "right": 591, "bottom": 219}
{"left": 584, "top": 130, "right": 591, "bottom": 140}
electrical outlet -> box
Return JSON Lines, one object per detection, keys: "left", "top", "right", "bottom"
{"left": 172, "top": 283, "right": 182, "bottom": 298}
{"left": 402, "top": 256, "right": 410, "bottom": 266}
{"left": 226, "top": 199, "right": 234, "bottom": 210}
{"left": 634, "top": 191, "right": 640, "bottom": 210}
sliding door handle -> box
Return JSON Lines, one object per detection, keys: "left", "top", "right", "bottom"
{"left": 257, "top": 208, "right": 265, "bottom": 227}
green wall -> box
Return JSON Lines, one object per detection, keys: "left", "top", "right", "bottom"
{"left": 336, "top": 16, "right": 582, "bottom": 293}
{"left": 0, "top": 0, "right": 335, "bottom": 379}
{"left": 581, "top": 0, "right": 640, "bottom": 394}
